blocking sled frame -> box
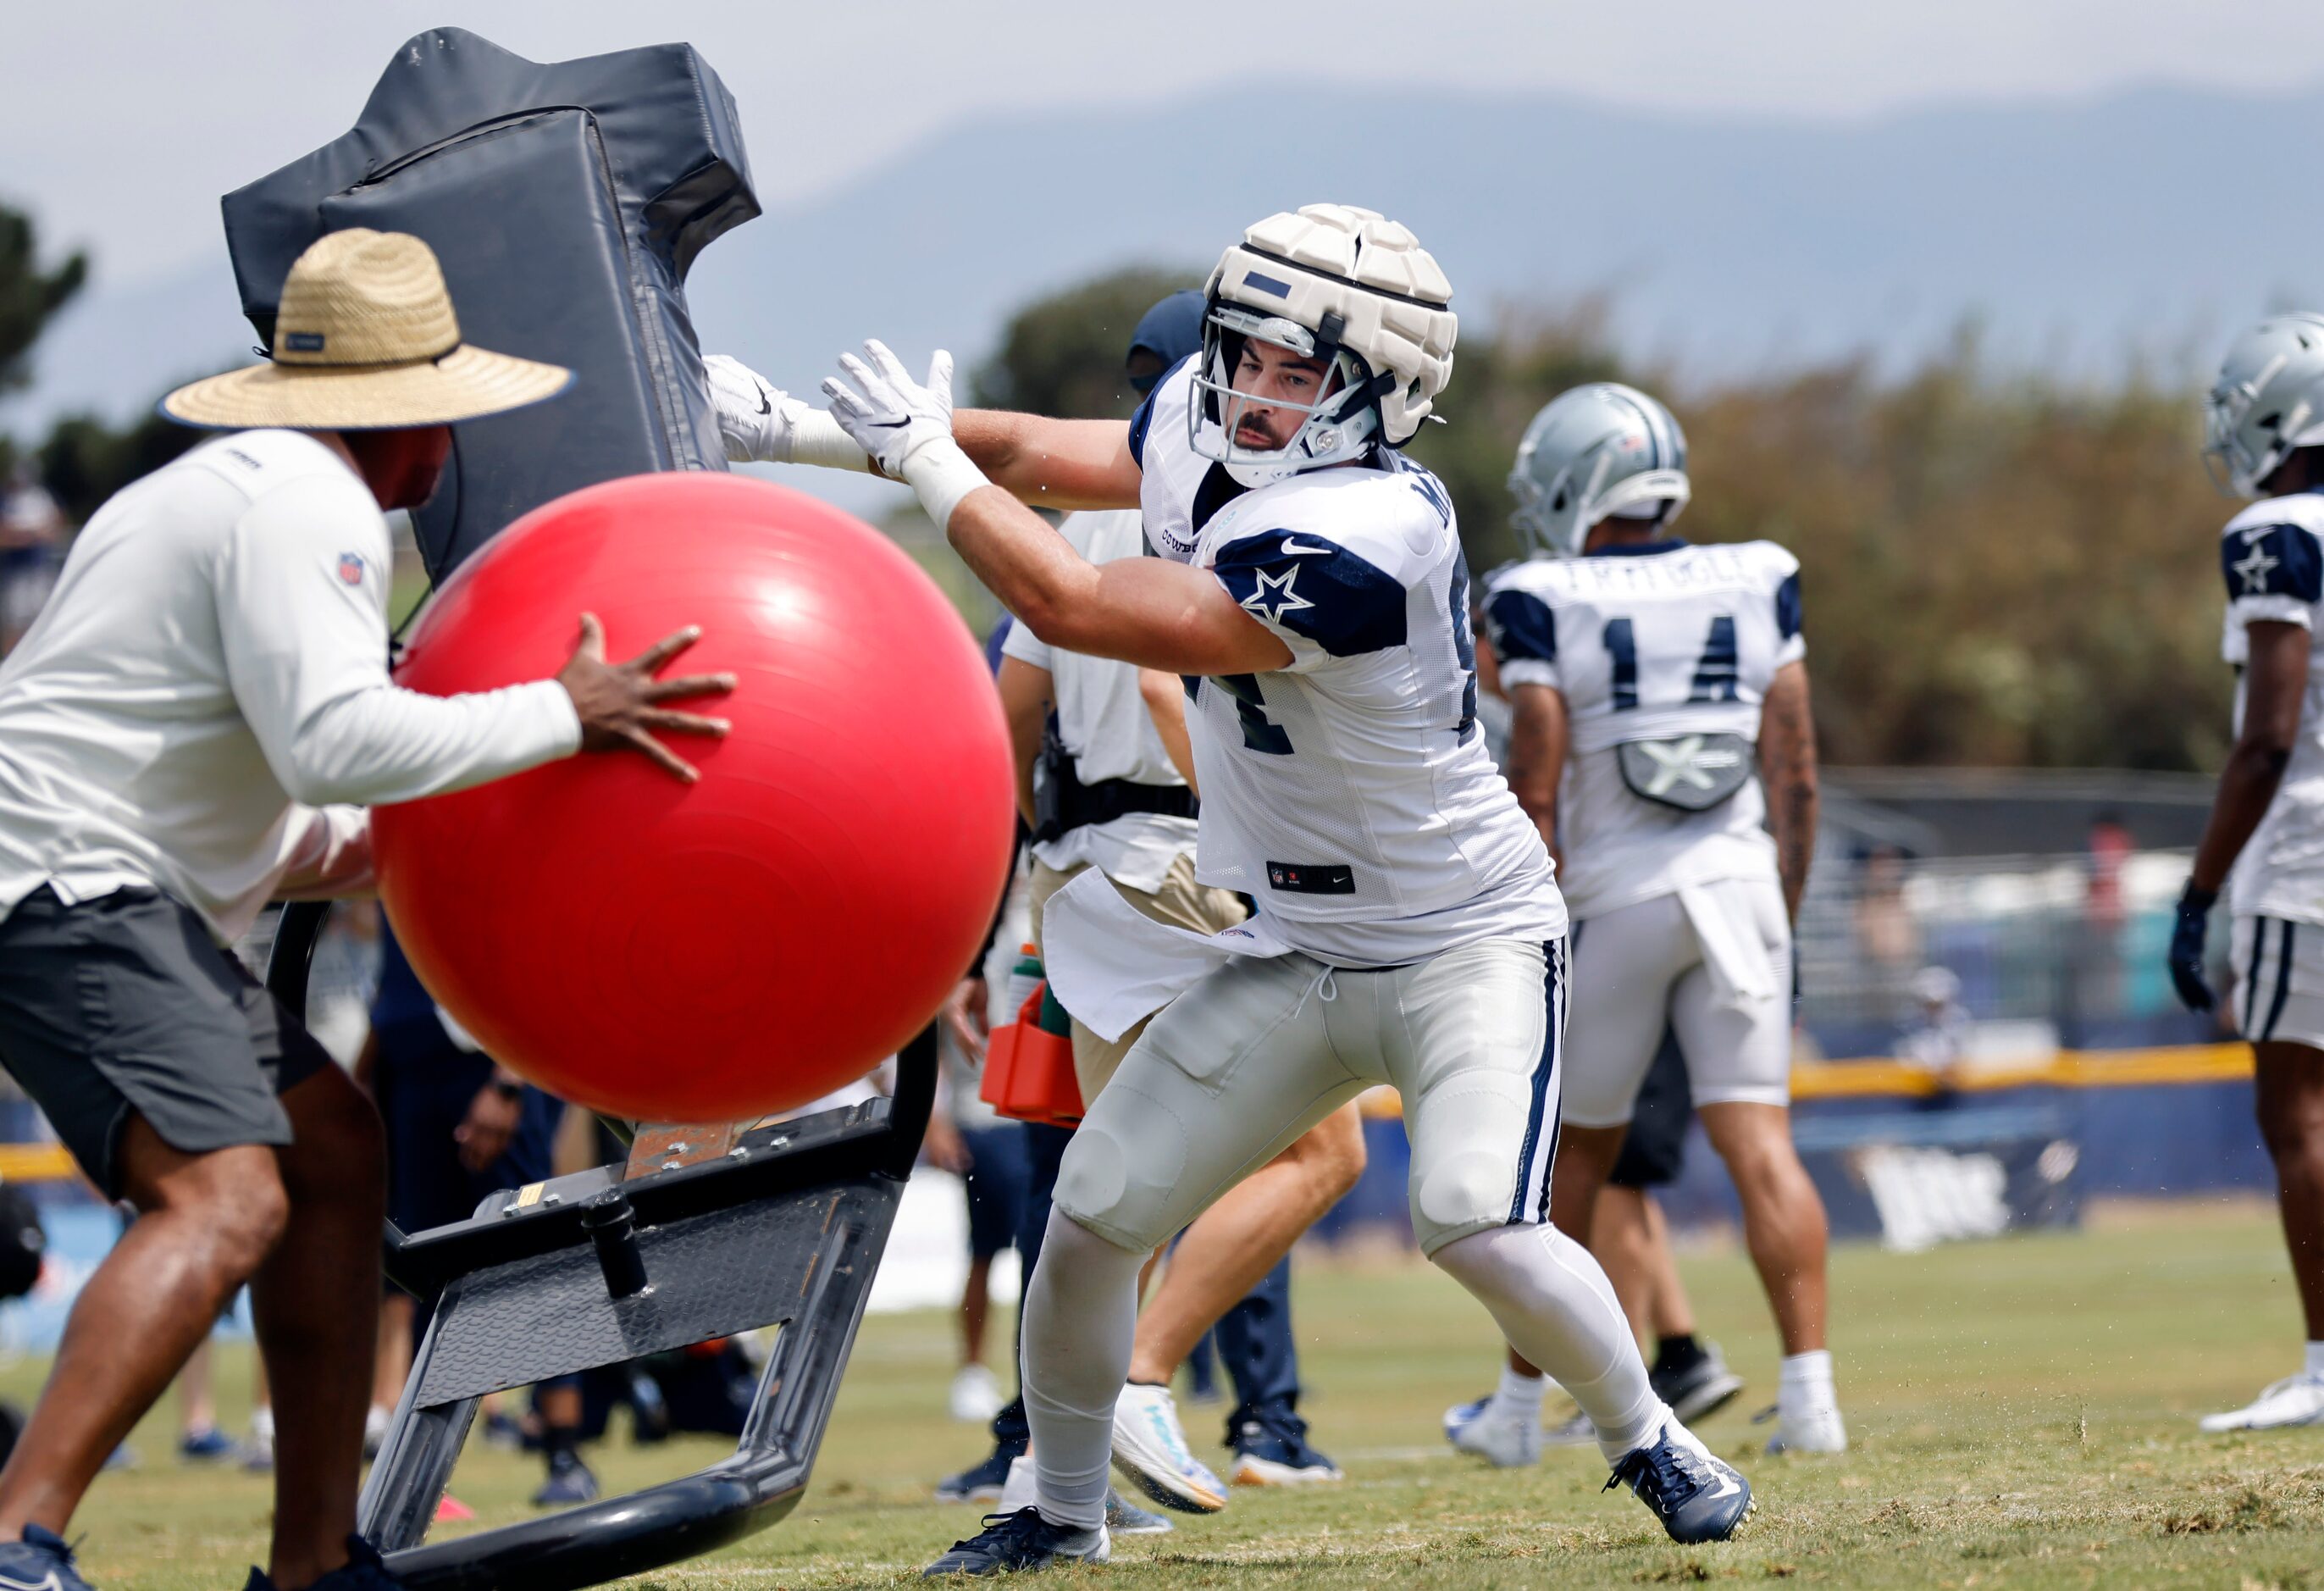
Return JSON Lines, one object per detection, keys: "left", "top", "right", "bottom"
{"left": 267, "top": 900, "right": 935, "bottom": 1591}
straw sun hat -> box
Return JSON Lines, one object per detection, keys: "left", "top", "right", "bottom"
{"left": 163, "top": 229, "right": 571, "bottom": 430}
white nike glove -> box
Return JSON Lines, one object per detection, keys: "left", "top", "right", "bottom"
{"left": 822, "top": 339, "right": 991, "bottom": 529}
{"left": 700, "top": 352, "right": 875, "bottom": 474}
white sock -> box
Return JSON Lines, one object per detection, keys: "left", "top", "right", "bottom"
{"left": 1779, "top": 1350, "right": 1837, "bottom": 1415}
{"left": 2305, "top": 1341, "right": 2324, "bottom": 1381}
{"left": 1021, "top": 1207, "right": 1143, "bottom": 1532}
{"left": 249, "top": 1405, "right": 275, "bottom": 1443}
{"left": 1491, "top": 1363, "right": 1547, "bottom": 1421}
{"left": 1430, "top": 1223, "right": 1666, "bottom": 1462}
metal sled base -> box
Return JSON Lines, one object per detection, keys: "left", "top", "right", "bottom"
{"left": 264, "top": 903, "right": 934, "bottom": 1591}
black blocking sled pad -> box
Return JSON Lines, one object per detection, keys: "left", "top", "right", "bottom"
{"left": 222, "top": 27, "right": 757, "bottom": 579}
{"left": 235, "top": 31, "right": 934, "bottom": 1590}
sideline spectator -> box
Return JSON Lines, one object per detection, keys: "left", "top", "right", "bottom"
{"left": 1896, "top": 965, "right": 1972, "bottom": 1095}
{"left": 359, "top": 924, "right": 587, "bottom": 1505}
{"left": 0, "top": 467, "right": 67, "bottom": 657}
{"left": 932, "top": 901, "right": 1033, "bottom": 1426}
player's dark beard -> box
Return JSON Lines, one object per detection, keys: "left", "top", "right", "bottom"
{"left": 1231, "top": 398, "right": 1286, "bottom": 449}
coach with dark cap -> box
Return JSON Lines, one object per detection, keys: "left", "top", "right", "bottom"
{"left": 0, "top": 229, "right": 733, "bottom": 1591}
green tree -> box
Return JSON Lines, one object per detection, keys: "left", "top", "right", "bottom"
{"left": 969, "top": 266, "right": 1201, "bottom": 420}
{"left": 0, "top": 206, "right": 86, "bottom": 394}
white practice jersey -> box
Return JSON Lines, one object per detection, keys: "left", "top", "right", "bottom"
{"left": 2217, "top": 491, "right": 2324, "bottom": 928}
{"left": 1002, "top": 508, "right": 1198, "bottom": 894}
{"left": 1484, "top": 539, "right": 1803, "bottom": 919}
{"left": 1127, "top": 358, "right": 1563, "bottom": 967}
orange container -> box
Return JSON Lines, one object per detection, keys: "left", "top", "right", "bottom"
{"left": 978, "top": 984, "right": 1085, "bottom": 1127}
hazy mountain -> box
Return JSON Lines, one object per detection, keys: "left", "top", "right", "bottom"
{"left": 8, "top": 80, "right": 2321, "bottom": 447}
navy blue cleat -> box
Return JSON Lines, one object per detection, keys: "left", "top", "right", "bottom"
{"left": 933, "top": 1447, "right": 1019, "bottom": 1505}
{"left": 924, "top": 1508, "right": 1108, "bottom": 1577}
{"left": 242, "top": 1534, "right": 402, "bottom": 1591}
{"left": 531, "top": 1451, "right": 600, "bottom": 1507}
{"left": 0, "top": 1525, "right": 96, "bottom": 1591}
{"left": 1605, "top": 1423, "right": 1754, "bottom": 1544}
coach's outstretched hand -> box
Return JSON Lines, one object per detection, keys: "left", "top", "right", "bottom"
{"left": 2167, "top": 881, "right": 2218, "bottom": 1012}
{"left": 824, "top": 339, "right": 993, "bottom": 530}
{"left": 557, "top": 614, "right": 736, "bottom": 784}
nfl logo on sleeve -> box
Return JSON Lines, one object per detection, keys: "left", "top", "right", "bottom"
{"left": 338, "top": 553, "right": 368, "bottom": 586}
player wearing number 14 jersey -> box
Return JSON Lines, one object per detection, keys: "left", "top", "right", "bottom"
{"left": 724, "top": 203, "right": 1754, "bottom": 1573}
{"left": 1483, "top": 383, "right": 1845, "bottom": 1455}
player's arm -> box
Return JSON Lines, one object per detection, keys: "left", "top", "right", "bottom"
{"left": 825, "top": 341, "right": 1291, "bottom": 677}
{"left": 1758, "top": 659, "right": 1820, "bottom": 924}
{"left": 705, "top": 352, "right": 1142, "bottom": 510}
{"left": 953, "top": 411, "right": 1142, "bottom": 512}
{"left": 1138, "top": 669, "right": 1200, "bottom": 795}
{"left": 995, "top": 656, "right": 1054, "bottom": 829}
{"left": 1502, "top": 684, "right": 1566, "bottom": 862}
{"left": 2190, "top": 619, "right": 2310, "bottom": 894}
{"left": 1480, "top": 585, "right": 1563, "bottom": 856}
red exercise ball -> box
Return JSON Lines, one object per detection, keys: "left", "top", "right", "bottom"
{"left": 372, "top": 472, "right": 1014, "bottom": 1123}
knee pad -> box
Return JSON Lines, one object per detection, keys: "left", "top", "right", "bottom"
{"left": 1051, "top": 1089, "right": 1189, "bottom": 1252}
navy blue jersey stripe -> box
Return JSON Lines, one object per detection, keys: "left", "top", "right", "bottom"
{"left": 2262, "top": 919, "right": 2299, "bottom": 1042}
{"left": 1509, "top": 938, "right": 1564, "bottom": 1226}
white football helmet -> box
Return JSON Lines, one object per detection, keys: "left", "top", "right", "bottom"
{"left": 1508, "top": 382, "right": 1690, "bottom": 558}
{"left": 2205, "top": 313, "right": 2324, "bottom": 497}
{"left": 1190, "top": 203, "right": 1457, "bottom": 488}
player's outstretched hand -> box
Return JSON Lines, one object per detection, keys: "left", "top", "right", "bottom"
{"left": 2167, "top": 881, "right": 2217, "bottom": 1012}
{"left": 822, "top": 339, "right": 957, "bottom": 479}
{"left": 558, "top": 614, "right": 737, "bottom": 784}
{"left": 704, "top": 353, "right": 801, "bottom": 463}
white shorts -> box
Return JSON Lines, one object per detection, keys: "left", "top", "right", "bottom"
{"left": 1053, "top": 936, "right": 1565, "bottom": 1257}
{"left": 2233, "top": 913, "right": 2324, "bottom": 1051}
{"left": 1561, "top": 878, "right": 1792, "bottom": 1128}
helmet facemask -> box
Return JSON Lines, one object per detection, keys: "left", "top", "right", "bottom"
{"left": 1188, "top": 302, "right": 1392, "bottom": 489}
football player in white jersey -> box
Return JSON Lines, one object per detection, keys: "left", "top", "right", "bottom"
{"left": 2170, "top": 314, "right": 2324, "bottom": 1433}
{"left": 716, "top": 204, "right": 1755, "bottom": 1573}
{"left": 1480, "top": 383, "right": 1844, "bottom": 1456}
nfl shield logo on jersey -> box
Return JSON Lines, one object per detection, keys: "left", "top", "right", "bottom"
{"left": 337, "top": 552, "right": 367, "bottom": 587}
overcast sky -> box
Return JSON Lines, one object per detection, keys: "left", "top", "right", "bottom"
{"left": 4, "top": 0, "right": 2322, "bottom": 285}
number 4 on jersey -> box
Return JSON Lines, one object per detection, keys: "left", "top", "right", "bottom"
{"left": 1602, "top": 613, "right": 1741, "bottom": 710}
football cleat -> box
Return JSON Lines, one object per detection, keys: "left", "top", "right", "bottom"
{"left": 2200, "top": 1373, "right": 2324, "bottom": 1433}
{"left": 1544, "top": 1405, "right": 1598, "bottom": 1447}
{"left": 923, "top": 1509, "right": 1107, "bottom": 1577}
{"left": 934, "top": 1447, "right": 1018, "bottom": 1505}
{"left": 1228, "top": 1402, "right": 1342, "bottom": 1485}
{"left": 1111, "top": 1383, "right": 1227, "bottom": 1513}
{"left": 1652, "top": 1341, "right": 1746, "bottom": 1425}
{"left": 1605, "top": 1422, "right": 1753, "bottom": 1544}
{"left": 949, "top": 1365, "right": 1004, "bottom": 1425}
{"left": 1443, "top": 1392, "right": 1542, "bottom": 1468}
{"left": 0, "top": 1524, "right": 97, "bottom": 1591}
{"left": 1104, "top": 1491, "right": 1175, "bottom": 1536}
{"left": 531, "top": 1451, "right": 600, "bottom": 1507}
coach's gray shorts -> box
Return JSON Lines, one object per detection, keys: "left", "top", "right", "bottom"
{"left": 0, "top": 886, "right": 331, "bottom": 1197}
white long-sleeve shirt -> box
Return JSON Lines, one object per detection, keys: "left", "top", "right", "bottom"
{"left": 0, "top": 429, "right": 580, "bottom": 942}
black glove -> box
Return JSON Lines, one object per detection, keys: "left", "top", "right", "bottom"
{"left": 2168, "top": 881, "right": 2219, "bottom": 1012}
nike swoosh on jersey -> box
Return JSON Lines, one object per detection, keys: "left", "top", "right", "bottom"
{"left": 1278, "top": 537, "right": 1333, "bottom": 557}
{"left": 754, "top": 385, "right": 771, "bottom": 416}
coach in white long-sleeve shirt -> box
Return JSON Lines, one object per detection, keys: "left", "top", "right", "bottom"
{"left": 0, "top": 230, "right": 733, "bottom": 1591}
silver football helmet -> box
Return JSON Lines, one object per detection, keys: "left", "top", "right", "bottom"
{"left": 2205, "top": 313, "right": 2324, "bottom": 497}
{"left": 1508, "top": 382, "right": 1690, "bottom": 558}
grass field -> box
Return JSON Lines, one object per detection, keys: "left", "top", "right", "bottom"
{"left": 14, "top": 1200, "right": 2324, "bottom": 1588}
